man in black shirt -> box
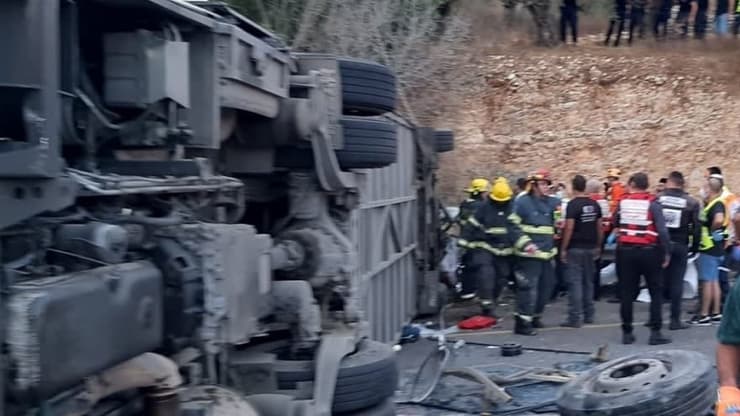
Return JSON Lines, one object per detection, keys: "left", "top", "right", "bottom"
{"left": 657, "top": 171, "right": 701, "bottom": 330}
{"left": 560, "top": 175, "right": 603, "bottom": 327}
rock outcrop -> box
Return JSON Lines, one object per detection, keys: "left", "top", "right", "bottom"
{"left": 438, "top": 46, "right": 740, "bottom": 202}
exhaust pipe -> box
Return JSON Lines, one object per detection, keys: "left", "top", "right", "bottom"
{"left": 70, "top": 353, "right": 182, "bottom": 416}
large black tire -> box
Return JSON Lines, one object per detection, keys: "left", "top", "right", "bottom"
{"left": 275, "top": 117, "right": 397, "bottom": 170}
{"left": 434, "top": 129, "right": 455, "bottom": 153}
{"left": 337, "top": 398, "right": 396, "bottom": 416}
{"left": 338, "top": 58, "right": 397, "bottom": 116}
{"left": 248, "top": 339, "right": 399, "bottom": 414}
{"left": 557, "top": 350, "right": 715, "bottom": 416}
{"left": 336, "top": 116, "right": 397, "bottom": 169}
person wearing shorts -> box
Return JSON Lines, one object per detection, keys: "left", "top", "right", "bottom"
{"left": 692, "top": 175, "right": 726, "bottom": 325}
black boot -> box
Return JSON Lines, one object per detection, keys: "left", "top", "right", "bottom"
{"left": 649, "top": 330, "right": 671, "bottom": 345}
{"left": 514, "top": 316, "right": 537, "bottom": 336}
{"left": 669, "top": 320, "right": 689, "bottom": 330}
{"left": 622, "top": 332, "right": 635, "bottom": 344}
{"left": 481, "top": 306, "right": 497, "bottom": 319}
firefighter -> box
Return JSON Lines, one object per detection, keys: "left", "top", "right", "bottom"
{"left": 508, "top": 169, "right": 560, "bottom": 335}
{"left": 465, "top": 177, "right": 519, "bottom": 317}
{"left": 458, "top": 178, "right": 491, "bottom": 226}
{"left": 457, "top": 178, "right": 491, "bottom": 299}
{"left": 612, "top": 172, "right": 672, "bottom": 345}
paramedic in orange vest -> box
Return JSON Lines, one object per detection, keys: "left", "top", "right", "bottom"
{"left": 606, "top": 168, "right": 626, "bottom": 222}
{"left": 612, "top": 172, "right": 672, "bottom": 346}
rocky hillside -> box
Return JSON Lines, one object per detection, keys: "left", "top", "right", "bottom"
{"left": 437, "top": 39, "right": 740, "bottom": 202}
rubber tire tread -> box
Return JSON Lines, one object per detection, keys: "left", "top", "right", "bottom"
{"left": 559, "top": 369, "right": 713, "bottom": 416}
{"left": 557, "top": 350, "right": 714, "bottom": 415}
{"left": 277, "top": 365, "right": 397, "bottom": 394}
{"left": 434, "top": 129, "right": 454, "bottom": 153}
{"left": 336, "top": 398, "right": 396, "bottom": 416}
{"left": 275, "top": 117, "right": 397, "bottom": 170}
{"left": 278, "top": 367, "right": 398, "bottom": 396}
{"left": 262, "top": 339, "right": 399, "bottom": 413}
{"left": 339, "top": 58, "right": 397, "bottom": 115}
{"left": 336, "top": 117, "right": 397, "bottom": 168}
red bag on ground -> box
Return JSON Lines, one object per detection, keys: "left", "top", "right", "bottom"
{"left": 458, "top": 315, "right": 496, "bottom": 330}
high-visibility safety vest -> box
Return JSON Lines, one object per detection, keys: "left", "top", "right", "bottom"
{"left": 699, "top": 196, "right": 726, "bottom": 251}
{"left": 617, "top": 192, "right": 659, "bottom": 246}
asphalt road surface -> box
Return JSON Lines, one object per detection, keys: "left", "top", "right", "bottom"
{"left": 394, "top": 292, "right": 719, "bottom": 415}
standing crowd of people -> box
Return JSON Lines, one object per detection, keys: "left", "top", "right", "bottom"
{"left": 455, "top": 166, "right": 740, "bottom": 345}
{"left": 556, "top": 0, "right": 740, "bottom": 45}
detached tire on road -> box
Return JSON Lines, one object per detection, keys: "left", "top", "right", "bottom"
{"left": 338, "top": 58, "right": 397, "bottom": 115}
{"left": 434, "top": 129, "right": 455, "bottom": 153}
{"left": 275, "top": 116, "right": 397, "bottom": 170}
{"left": 267, "top": 339, "right": 399, "bottom": 414}
{"left": 557, "top": 350, "right": 715, "bottom": 416}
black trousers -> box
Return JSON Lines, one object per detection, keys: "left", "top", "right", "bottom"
{"left": 663, "top": 243, "right": 689, "bottom": 322}
{"left": 616, "top": 245, "right": 664, "bottom": 332}
{"left": 653, "top": 8, "right": 671, "bottom": 38}
{"left": 459, "top": 250, "right": 478, "bottom": 295}
{"left": 553, "top": 246, "right": 567, "bottom": 300}
{"left": 676, "top": 4, "right": 691, "bottom": 36}
{"left": 605, "top": 13, "right": 627, "bottom": 46}
{"left": 628, "top": 6, "right": 646, "bottom": 44}
{"left": 695, "top": 8, "right": 708, "bottom": 39}
{"left": 515, "top": 258, "right": 554, "bottom": 319}
{"left": 719, "top": 246, "right": 732, "bottom": 309}
{"left": 473, "top": 250, "right": 513, "bottom": 312}
{"left": 560, "top": 5, "right": 578, "bottom": 43}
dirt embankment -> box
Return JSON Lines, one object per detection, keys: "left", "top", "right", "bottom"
{"left": 437, "top": 38, "right": 740, "bottom": 203}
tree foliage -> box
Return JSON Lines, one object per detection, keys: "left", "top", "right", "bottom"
{"left": 226, "top": 0, "right": 471, "bottom": 123}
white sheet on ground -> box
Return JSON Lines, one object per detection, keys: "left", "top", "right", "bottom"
{"left": 636, "top": 255, "right": 699, "bottom": 303}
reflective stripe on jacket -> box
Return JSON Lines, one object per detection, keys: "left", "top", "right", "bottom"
{"left": 510, "top": 193, "right": 560, "bottom": 259}
{"left": 617, "top": 192, "right": 658, "bottom": 246}
{"left": 461, "top": 199, "right": 521, "bottom": 256}
{"left": 457, "top": 196, "right": 485, "bottom": 248}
